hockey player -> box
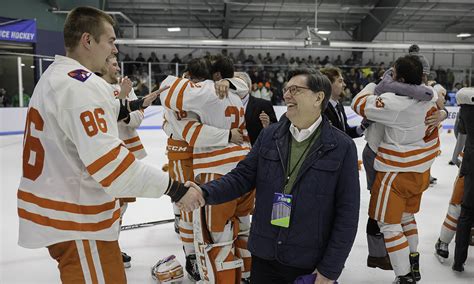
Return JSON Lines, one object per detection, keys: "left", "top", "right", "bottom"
{"left": 161, "top": 56, "right": 254, "bottom": 283}
{"left": 361, "top": 68, "right": 436, "bottom": 271}
{"left": 99, "top": 54, "right": 148, "bottom": 268}
{"left": 352, "top": 55, "right": 440, "bottom": 283}
{"left": 17, "top": 7, "right": 202, "bottom": 283}
{"left": 162, "top": 58, "right": 245, "bottom": 281}
{"left": 451, "top": 87, "right": 474, "bottom": 272}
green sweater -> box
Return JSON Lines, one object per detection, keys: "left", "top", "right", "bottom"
{"left": 284, "top": 126, "right": 321, "bottom": 194}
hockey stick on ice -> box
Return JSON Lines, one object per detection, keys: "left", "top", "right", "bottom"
{"left": 120, "top": 218, "right": 175, "bottom": 231}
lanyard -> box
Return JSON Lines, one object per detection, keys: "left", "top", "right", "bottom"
{"left": 284, "top": 127, "right": 320, "bottom": 188}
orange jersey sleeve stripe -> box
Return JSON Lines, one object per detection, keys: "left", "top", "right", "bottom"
{"left": 353, "top": 95, "right": 368, "bottom": 117}
{"left": 18, "top": 208, "right": 121, "bottom": 232}
{"left": 189, "top": 124, "right": 203, "bottom": 147}
{"left": 386, "top": 241, "right": 409, "bottom": 253}
{"left": 123, "top": 136, "right": 140, "bottom": 144}
{"left": 128, "top": 144, "right": 144, "bottom": 152}
{"left": 402, "top": 220, "right": 417, "bottom": 227}
{"left": 193, "top": 146, "right": 251, "bottom": 159}
{"left": 182, "top": 121, "right": 197, "bottom": 140}
{"left": 18, "top": 189, "right": 117, "bottom": 215}
{"left": 100, "top": 152, "right": 136, "bottom": 187}
{"left": 87, "top": 145, "right": 121, "bottom": 175}
{"left": 378, "top": 140, "right": 440, "bottom": 158}
{"left": 176, "top": 80, "right": 190, "bottom": 111}
{"left": 375, "top": 151, "right": 438, "bottom": 168}
{"left": 165, "top": 78, "right": 183, "bottom": 109}
{"left": 179, "top": 227, "right": 193, "bottom": 234}
{"left": 193, "top": 155, "right": 247, "bottom": 170}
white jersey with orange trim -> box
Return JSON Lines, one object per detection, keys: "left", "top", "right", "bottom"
{"left": 110, "top": 84, "right": 147, "bottom": 159}
{"left": 352, "top": 86, "right": 439, "bottom": 173}
{"left": 18, "top": 55, "right": 170, "bottom": 249}
{"left": 160, "top": 76, "right": 250, "bottom": 177}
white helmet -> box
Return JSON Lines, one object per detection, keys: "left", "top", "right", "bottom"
{"left": 151, "top": 255, "right": 184, "bottom": 283}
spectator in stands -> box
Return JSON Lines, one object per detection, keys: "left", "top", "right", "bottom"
{"left": 237, "top": 49, "right": 246, "bottom": 63}
{"left": 0, "top": 88, "right": 10, "bottom": 107}
{"left": 263, "top": 52, "right": 273, "bottom": 64}
{"left": 182, "top": 53, "right": 193, "bottom": 64}
{"left": 229, "top": 52, "right": 236, "bottom": 63}
{"left": 161, "top": 55, "right": 170, "bottom": 73}
{"left": 289, "top": 57, "right": 298, "bottom": 70}
{"left": 334, "top": 55, "right": 343, "bottom": 66}
{"left": 260, "top": 82, "right": 272, "bottom": 101}
{"left": 135, "top": 52, "right": 146, "bottom": 68}
{"left": 453, "top": 82, "right": 462, "bottom": 92}
{"left": 123, "top": 53, "right": 133, "bottom": 75}
{"left": 321, "top": 55, "right": 330, "bottom": 66}
{"left": 365, "top": 59, "right": 374, "bottom": 66}
{"left": 447, "top": 68, "right": 455, "bottom": 90}
{"left": 345, "top": 55, "right": 355, "bottom": 66}
{"left": 147, "top": 52, "right": 161, "bottom": 74}
{"left": 280, "top": 53, "right": 288, "bottom": 65}
{"left": 244, "top": 55, "right": 257, "bottom": 66}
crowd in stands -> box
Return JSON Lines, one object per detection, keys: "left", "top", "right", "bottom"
{"left": 0, "top": 50, "right": 469, "bottom": 108}
{"left": 117, "top": 49, "right": 470, "bottom": 106}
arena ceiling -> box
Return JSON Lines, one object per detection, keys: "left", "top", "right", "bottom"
{"left": 103, "top": 0, "right": 474, "bottom": 41}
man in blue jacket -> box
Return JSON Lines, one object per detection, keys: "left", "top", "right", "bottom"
{"left": 180, "top": 69, "right": 360, "bottom": 284}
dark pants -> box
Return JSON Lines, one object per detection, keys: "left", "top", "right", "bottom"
{"left": 454, "top": 173, "right": 474, "bottom": 265}
{"left": 250, "top": 255, "right": 314, "bottom": 284}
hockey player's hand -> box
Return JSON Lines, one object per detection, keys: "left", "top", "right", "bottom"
{"left": 230, "top": 128, "right": 243, "bottom": 144}
{"left": 425, "top": 109, "right": 447, "bottom": 134}
{"left": 215, "top": 80, "right": 230, "bottom": 99}
{"left": 142, "top": 86, "right": 170, "bottom": 107}
{"left": 119, "top": 77, "right": 133, "bottom": 99}
{"left": 177, "top": 181, "right": 205, "bottom": 212}
{"left": 315, "top": 272, "right": 334, "bottom": 284}
{"left": 259, "top": 111, "right": 270, "bottom": 128}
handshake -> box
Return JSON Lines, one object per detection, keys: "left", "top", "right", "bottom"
{"left": 176, "top": 181, "right": 206, "bottom": 212}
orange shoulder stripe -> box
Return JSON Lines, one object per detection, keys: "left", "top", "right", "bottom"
{"left": 165, "top": 78, "right": 183, "bottom": 109}
{"left": 176, "top": 80, "right": 190, "bottom": 111}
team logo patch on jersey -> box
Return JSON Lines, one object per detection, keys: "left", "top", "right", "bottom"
{"left": 375, "top": 97, "right": 385, "bottom": 108}
{"left": 68, "top": 69, "right": 92, "bottom": 82}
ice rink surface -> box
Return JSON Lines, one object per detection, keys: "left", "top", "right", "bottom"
{"left": 1, "top": 128, "right": 473, "bottom": 283}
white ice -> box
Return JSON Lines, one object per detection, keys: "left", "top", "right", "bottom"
{"left": 1, "top": 129, "right": 473, "bottom": 283}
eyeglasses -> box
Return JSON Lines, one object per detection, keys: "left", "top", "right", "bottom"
{"left": 283, "top": 85, "right": 311, "bottom": 96}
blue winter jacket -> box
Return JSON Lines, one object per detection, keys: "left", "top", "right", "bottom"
{"left": 201, "top": 115, "right": 360, "bottom": 280}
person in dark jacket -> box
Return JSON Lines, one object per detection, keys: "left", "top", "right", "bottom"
{"left": 236, "top": 72, "right": 278, "bottom": 145}
{"left": 453, "top": 88, "right": 474, "bottom": 272}
{"left": 180, "top": 69, "right": 360, "bottom": 284}
{"left": 321, "top": 67, "right": 364, "bottom": 138}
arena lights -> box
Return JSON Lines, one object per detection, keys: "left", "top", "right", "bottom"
{"left": 316, "top": 30, "right": 331, "bottom": 35}
{"left": 167, "top": 27, "right": 181, "bottom": 32}
{"left": 456, "top": 33, "right": 472, "bottom": 38}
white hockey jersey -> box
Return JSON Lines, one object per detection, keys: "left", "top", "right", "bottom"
{"left": 18, "top": 55, "right": 170, "bottom": 249}
{"left": 160, "top": 76, "right": 250, "bottom": 177}
{"left": 111, "top": 84, "right": 147, "bottom": 159}
{"left": 352, "top": 86, "right": 440, "bottom": 173}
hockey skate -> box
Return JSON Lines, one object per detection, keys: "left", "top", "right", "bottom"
{"left": 434, "top": 239, "right": 449, "bottom": 263}
{"left": 452, "top": 262, "right": 464, "bottom": 272}
{"left": 151, "top": 255, "right": 184, "bottom": 283}
{"left": 393, "top": 272, "right": 416, "bottom": 284}
{"left": 185, "top": 254, "right": 201, "bottom": 282}
{"left": 367, "top": 255, "right": 393, "bottom": 270}
{"left": 409, "top": 252, "right": 421, "bottom": 281}
{"left": 122, "top": 252, "right": 131, "bottom": 269}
